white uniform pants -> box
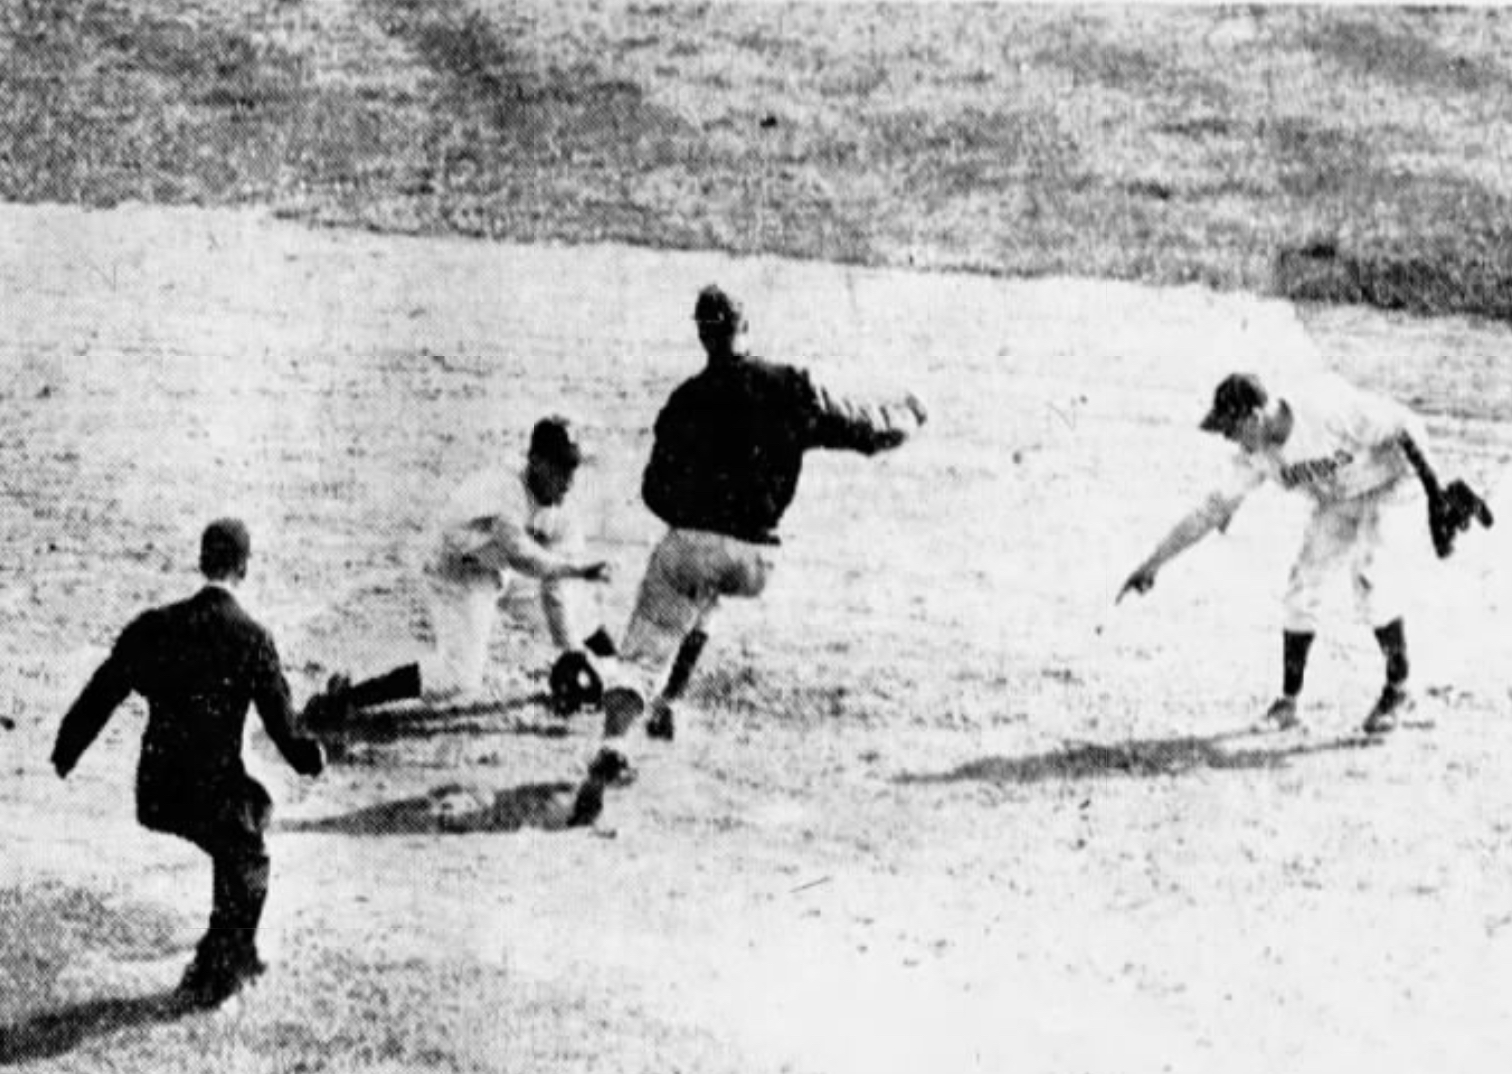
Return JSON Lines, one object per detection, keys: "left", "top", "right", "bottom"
{"left": 418, "top": 565, "right": 587, "bottom": 702}
{"left": 1283, "top": 484, "right": 1419, "bottom": 633}
{"left": 419, "top": 569, "right": 503, "bottom": 702}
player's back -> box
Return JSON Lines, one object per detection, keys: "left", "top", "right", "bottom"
{"left": 642, "top": 356, "right": 815, "bottom": 543}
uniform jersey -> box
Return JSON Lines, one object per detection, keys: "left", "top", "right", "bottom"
{"left": 431, "top": 468, "right": 573, "bottom": 582}
{"left": 642, "top": 354, "right": 922, "bottom": 544}
{"left": 1216, "top": 373, "right": 1427, "bottom": 508}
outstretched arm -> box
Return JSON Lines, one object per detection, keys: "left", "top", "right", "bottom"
{"left": 806, "top": 371, "right": 928, "bottom": 455}
{"left": 466, "top": 519, "right": 610, "bottom": 583}
{"left": 1118, "top": 493, "right": 1240, "bottom": 602}
{"left": 52, "top": 628, "right": 140, "bottom": 777}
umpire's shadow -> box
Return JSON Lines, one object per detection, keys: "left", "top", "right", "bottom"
{"left": 0, "top": 992, "right": 186, "bottom": 1066}
{"left": 896, "top": 728, "right": 1380, "bottom": 787}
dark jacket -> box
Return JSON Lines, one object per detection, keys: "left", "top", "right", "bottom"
{"left": 52, "top": 585, "right": 316, "bottom": 841}
{"left": 641, "top": 355, "right": 920, "bottom": 544}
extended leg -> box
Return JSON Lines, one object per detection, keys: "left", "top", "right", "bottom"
{"left": 1261, "top": 630, "right": 1314, "bottom": 731}
{"left": 1363, "top": 618, "right": 1413, "bottom": 735}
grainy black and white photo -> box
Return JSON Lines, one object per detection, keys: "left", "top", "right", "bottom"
{"left": 2, "top": 3, "right": 1510, "bottom": 1071}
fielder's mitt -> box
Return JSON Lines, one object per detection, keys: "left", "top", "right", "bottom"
{"left": 1429, "top": 478, "right": 1494, "bottom": 559}
{"left": 548, "top": 649, "right": 603, "bottom": 716}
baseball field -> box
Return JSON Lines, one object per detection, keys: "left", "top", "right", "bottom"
{"left": 4, "top": 4, "right": 1512, "bottom": 1073}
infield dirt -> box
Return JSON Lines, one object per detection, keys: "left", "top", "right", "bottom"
{"left": 1, "top": 202, "right": 1511, "bottom": 1072}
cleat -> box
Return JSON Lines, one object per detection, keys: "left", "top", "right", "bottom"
{"left": 567, "top": 746, "right": 637, "bottom": 828}
{"left": 1257, "top": 695, "right": 1300, "bottom": 732}
{"left": 601, "top": 686, "right": 646, "bottom": 739}
{"left": 1363, "top": 682, "right": 1412, "bottom": 736}
{"left": 645, "top": 699, "right": 675, "bottom": 742}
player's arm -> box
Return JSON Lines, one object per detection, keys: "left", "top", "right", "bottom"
{"left": 1118, "top": 492, "right": 1243, "bottom": 602}
{"left": 802, "top": 369, "right": 928, "bottom": 455}
{"left": 468, "top": 518, "right": 609, "bottom": 582}
{"left": 1396, "top": 430, "right": 1443, "bottom": 501}
{"left": 51, "top": 619, "right": 143, "bottom": 777}
{"left": 1391, "top": 409, "right": 1494, "bottom": 557}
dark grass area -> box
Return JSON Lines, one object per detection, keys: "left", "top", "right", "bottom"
{"left": 4, "top": 1, "right": 1512, "bottom": 319}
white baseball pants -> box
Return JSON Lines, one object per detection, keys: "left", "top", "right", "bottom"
{"left": 1283, "top": 483, "right": 1420, "bottom": 633}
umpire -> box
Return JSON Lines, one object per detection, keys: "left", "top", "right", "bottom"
{"left": 51, "top": 518, "right": 325, "bottom": 1008}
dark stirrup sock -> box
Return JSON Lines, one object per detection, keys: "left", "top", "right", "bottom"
{"left": 662, "top": 629, "right": 709, "bottom": 701}
{"left": 348, "top": 663, "right": 423, "bottom": 709}
{"left": 1282, "top": 630, "right": 1315, "bottom": 699}
{"left": 1372, "top": 618, "right": 1409, "bottom": 687}
{"left": 583, "top": 627, "right": 617, "bottom": 659}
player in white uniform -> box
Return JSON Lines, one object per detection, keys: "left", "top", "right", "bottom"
{"left": 302, "top": 416, "right": 613, "bottom": 727}
{"left": 1118, "top": 371, "right": 1449, "bottom": 735}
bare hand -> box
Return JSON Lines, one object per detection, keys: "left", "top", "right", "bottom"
{"left": 1117, "top": 566, "right": 1156, "bottom": 603}
{"left": 581, "top": 561, "right": 613, "bottom": 584}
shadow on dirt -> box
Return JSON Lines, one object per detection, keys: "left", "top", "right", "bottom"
{"left": 0, "top": 992, "right": 186, "bottom": 1066}
{"left": 897, "top": 730, "right": 1381, "bottom": 786}
{"left": 313, "top": 693, "right": 573, "bottom": 749}
{"left": 279, "top": 780, "right": 579, "bottom": 835}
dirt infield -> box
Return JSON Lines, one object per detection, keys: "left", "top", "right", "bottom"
{"left": 2, "top": 203, "right": 1512, "bottom": 1072}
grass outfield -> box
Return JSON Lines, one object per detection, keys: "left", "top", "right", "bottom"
{"left": 5, "top": 1, "right": 1512, "bottom": 321}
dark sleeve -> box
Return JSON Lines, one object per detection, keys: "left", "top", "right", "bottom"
{"left": 52, "top": 617, "right": 144, "bottom": 776}
{"left": 798, "top": 367, "right": 925, "bottom": 455}
{"left": 249, "top": 629, "right": 314, "bottom": 768}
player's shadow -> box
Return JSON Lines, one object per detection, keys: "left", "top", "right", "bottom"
{"left": 278, "top": 780, "right": 580, "bottom": 836}
{"left": 317, "top": 693, "right": 573, "bottom": 746}
{"left": 0, "top": 992, "right": 187, "bottom": 1066}
{"left": 897, "top": 729, "right": 1378, "bottom": 787}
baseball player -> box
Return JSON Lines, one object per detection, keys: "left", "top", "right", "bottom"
{"left": 1118, "top": 371, "right": 1491, "bottom": 735}
{"left": 51, "top": 519, "right": 326, "bottom": 1009}
{"left": 303, "top": 416, "right": 615, "bottom": 727}
{"left": 571, "top": 284, "right": 926, "bottom": 822}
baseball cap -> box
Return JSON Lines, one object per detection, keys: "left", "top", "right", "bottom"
{"left": 528, "top": 415, "right": 584, "bottom": 468}
{"left": 1199, "top": 373, "right": 1268, "bottom": 434}
{"left": 693, "top": 284, "right": 744, "bottom": 330}
{"left": 200, "top": 517, "right": 251, "bottom": 576}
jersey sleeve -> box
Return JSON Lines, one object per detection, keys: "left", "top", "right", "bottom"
{"left": 1211, "top": 451, "right": 1268, "bottom": 506}
{"left": 801, "top": 368, "right": 925, "bottom": 454}
{"left": 467, "top": 516, "right": 580, "bottom": 579}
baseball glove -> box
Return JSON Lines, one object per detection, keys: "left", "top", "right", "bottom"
{"left": 548, "top": 649, "right": 603, "bottom": 716}
{"left": 1429, "top": 478, "right": 1494, "bottom": 559}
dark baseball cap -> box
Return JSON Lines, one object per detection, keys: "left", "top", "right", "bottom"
{"left": 693, "top": 284, "right": 744, "bottom": 329}
{"left": 200, "top": 517, "right": 251, "bottom": 576}
{"left": 528, "top": 415, "right": 584, "bottom": 468}
{"left": 1199, "top": 373, "right": 1268, "bottom": 434}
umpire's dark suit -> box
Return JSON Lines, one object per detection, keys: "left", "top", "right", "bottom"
{"left": 52, "top": 583, "right": 322, "bottom": 984}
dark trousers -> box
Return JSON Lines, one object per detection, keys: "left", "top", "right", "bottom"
{"left": 179, "top": 777, "right": 273, "bottom": 977}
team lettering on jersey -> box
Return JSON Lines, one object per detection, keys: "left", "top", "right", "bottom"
{"left": 1278, "top": 449, "right": 1354, "bottom": 490}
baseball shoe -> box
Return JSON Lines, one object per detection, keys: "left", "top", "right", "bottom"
{"left": 645, "top": 698, "right": 675, "bottom": 741}
{"left": 1363, "top": 682, "right": 1412, "bottom": 736}
{"left": 1256, "top": 695, "right": 1301, "bottom": 732}
{"left": 302, "top": 674, "right": 353, "bottom": 731}
{"left": 174, "top": 951, "right": 266, "bottom": 1010}
{"left": 567, "top": 746, "right": 637, "bottom": 827}
{"left": 601, "top": 685, "right": 646, "bottom": 739}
